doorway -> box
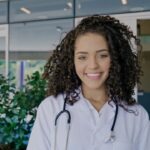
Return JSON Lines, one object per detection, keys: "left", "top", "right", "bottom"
{"left": 137, "top": 19, "right": 150, "bottom": 116}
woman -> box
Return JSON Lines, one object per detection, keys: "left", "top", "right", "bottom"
{"left": 27, "top": 15, "right": 150, "bottom": 150}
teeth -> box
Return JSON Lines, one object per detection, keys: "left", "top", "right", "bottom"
{"left": 87, "top": 73, "right": 100, "bottom": 77}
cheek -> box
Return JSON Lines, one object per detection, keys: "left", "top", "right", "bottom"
{"left": 74, "top": 62, "right": 84, "bottom": 76}
{"left": 106, "top": 63, "right": 111, "bottom": 71}
{"left": 101, "top": 60, "right": 111, "bottom": 71}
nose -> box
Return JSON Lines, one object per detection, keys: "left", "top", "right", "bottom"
{"left": 88, "top": 57, "right": 99, "bottom": 69}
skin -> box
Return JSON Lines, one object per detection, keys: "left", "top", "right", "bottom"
{"left": 74, "top": 32, "right": 111, "bottom": 112}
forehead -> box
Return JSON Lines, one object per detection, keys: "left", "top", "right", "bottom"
{"left": 75, "top": 32, "right": 108, "bottom": 52}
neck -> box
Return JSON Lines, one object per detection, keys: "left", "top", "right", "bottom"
{"left": 81, "top": 85, "right": 109, "bottom": 112}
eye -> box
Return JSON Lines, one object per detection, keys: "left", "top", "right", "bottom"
{"left": 101, "top": 54, "right": 108, "bottom": 57}
{"left": 99, "top": 53, "right": 109, "bottom": 58}
{"left": 78, "top": 56, "right": 87, "bottom": 60}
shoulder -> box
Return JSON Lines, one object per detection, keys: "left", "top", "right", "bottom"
{"left": 36, "top": 94, "right": 64, "bottom": 117}
{"left": 121, "top": 103, "right": 149, "bottom": 127}
{"left": 127, "top": 104, "right": 150, "bottom": 145}
{"left": 116, "top": 103, "right": 150, "bottom": 143}
{"left": 128, "top": 103, "right": 149, "bottom": 120}
{"left": 134, "top": 104, "right": 149, "bottom": 125}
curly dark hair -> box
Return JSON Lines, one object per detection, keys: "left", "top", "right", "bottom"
{"left": 43, "top": 15, "right": 142, "bottom": 106}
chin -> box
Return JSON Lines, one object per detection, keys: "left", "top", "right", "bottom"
{"left": 83, "top": 83, "right": 105, "bottom": 90}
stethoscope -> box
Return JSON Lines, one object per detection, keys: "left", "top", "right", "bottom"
{"left": 54, "top": 96, "right": 119, "bottom": 150}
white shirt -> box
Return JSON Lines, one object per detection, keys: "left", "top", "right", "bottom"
{"left": 27, "top": 91, "right": 150, "bottom": 150}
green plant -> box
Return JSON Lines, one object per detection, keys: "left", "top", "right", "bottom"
{"left": 0, "top": 71, "right": 47, "bottom": 150}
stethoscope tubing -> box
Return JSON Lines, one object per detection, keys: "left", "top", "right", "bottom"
{"left": 111, "top": 103, "right": 118, "bottom": 131}
{"left": 54, "top": 97, "right": 71, "bottom": 150}
{"left": 54, "top": 97, "right": 119, "bottom": 149}
{"left": 55, "top": 110, "right": 71, "bottom": 125}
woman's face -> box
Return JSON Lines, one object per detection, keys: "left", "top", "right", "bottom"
{"left": 74, "top": 32, "right": 111, "bottom": 91}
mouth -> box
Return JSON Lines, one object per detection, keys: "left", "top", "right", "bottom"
{"left": 85, "top": 73, "right": 102, "bottom": 80}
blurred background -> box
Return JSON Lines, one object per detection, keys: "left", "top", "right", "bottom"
{"left": 0, "top": 0, "right": 150, "bottom": 148}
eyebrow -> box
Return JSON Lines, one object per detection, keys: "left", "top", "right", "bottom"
{"left": 75, "top": 49, "right": 109, "bottom": 55}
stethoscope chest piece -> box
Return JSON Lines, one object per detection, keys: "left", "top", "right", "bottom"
{"left": 105, "top": 131, "right": 116, "bottom": 143}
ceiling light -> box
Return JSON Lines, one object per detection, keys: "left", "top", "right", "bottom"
{"left": 20, "top": 7, "right": 31, "bottom": 14}
{"left": 78, "top": 3, "right": 81, "bottom": 9}
{"left": 67, "top": 2, "right": 73, "bottom": 8}
{"left": 121, "top": 0, "right": 128, "bottom": 5}
{"left": 56, "top": 26, "right": 63, "bottom": 32}
{"left": 64, "top": 1, "right": 73, "bottom": 11}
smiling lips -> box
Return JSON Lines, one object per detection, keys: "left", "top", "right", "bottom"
{"left": 85, "top": 73, "right": 101, "bottom": 80}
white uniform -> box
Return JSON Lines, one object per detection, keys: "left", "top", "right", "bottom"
{"left": 27, "top": 90, "right": 150, "bottom": 150}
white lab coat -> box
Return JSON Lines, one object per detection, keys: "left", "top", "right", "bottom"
{"left": 27, "top": 90, "right": 150, "bottom": 150}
